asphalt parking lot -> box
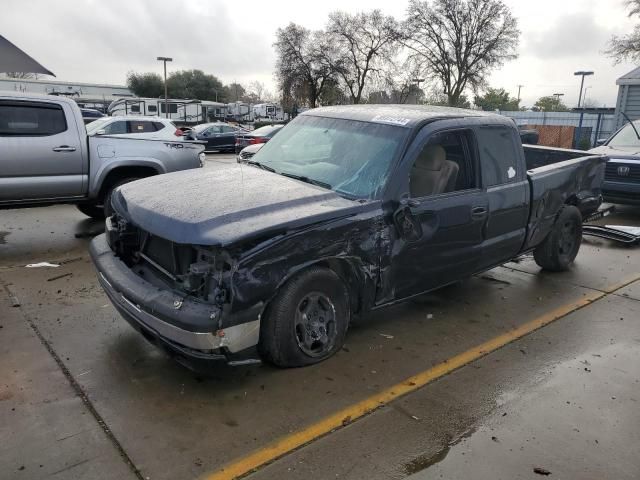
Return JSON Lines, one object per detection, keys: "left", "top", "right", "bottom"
{"left": 1, "top": 153, "right": 639, "bottom": 480}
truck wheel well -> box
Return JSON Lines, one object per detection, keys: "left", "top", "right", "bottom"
{"left": 312, "top": 258, "right": 365, "bottom": 316}
{"left": 564, "top": 195, "right": 578, "bottom": 206}
{"left": 260, "top": 258, "right": 368, "bottom": 331}
{"left": 98, "top": 167, "right": 158, "bottom": 201}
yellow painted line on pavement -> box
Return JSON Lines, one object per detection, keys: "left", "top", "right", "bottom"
{"left": 204, "top": 274, "right": 640, "bottom": 480}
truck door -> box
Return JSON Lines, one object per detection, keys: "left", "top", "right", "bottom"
{"left": 0, "top": 99, "right": 85, "bottom": 201}
{"left": 390, "top": 127, "right": 489, "bottom": 300}
{"left": 474, "top": 126, "right": 529, "bottom": 268}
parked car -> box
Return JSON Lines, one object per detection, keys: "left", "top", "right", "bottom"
{"left": 237, "top": 142, "right": 265, "bottom": 162}
{"left": 184, "top": 122, "right": 246, "bottom": 152}
{"left": 80, "top": 107, "right": 105, "bottom": 124}
{"left": 0, "top": 92, "right": 205, "bottom": 218}
{"left": 86, "top": 116, "right": 184, "bottom": 140}
{"left": 590, "top": 120, "right": 640, "bottom": 205}
{"left": 235, "top": 124, "right": 284, "bottom": 152}
{"left": 90, "top": 105, "right": 606, "bottom": 369}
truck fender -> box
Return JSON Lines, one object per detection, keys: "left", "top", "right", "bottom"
{"left": 258, "top": 255, "right": 375, "bottom": 321}
{"left": 89, "top": 159, "right": 166, "bottom": 200}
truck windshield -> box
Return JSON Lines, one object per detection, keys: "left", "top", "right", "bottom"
{"left": 608, "top": 121, "right": 640, "bottom": 148}
{"left": 251, "top": 115, "right": 406, "bottom": 199}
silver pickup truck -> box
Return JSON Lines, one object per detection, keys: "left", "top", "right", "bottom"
{"left": 0, "top": 92, "right": 205, "bottom": 218}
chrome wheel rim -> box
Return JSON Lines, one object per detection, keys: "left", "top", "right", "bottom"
{"left": 294, "top": 292, "right": 337, "bottom": 357}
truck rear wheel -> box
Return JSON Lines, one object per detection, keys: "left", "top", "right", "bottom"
{"left": 77, "top": 203, "right": 105, "bottom": 219}
{"left": 259, "top": 267, "right": 350, "bottom": 367}
{"left": 533, "top": 205, "right": 582, "bottom": 272}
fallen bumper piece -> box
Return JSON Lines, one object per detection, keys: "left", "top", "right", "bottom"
{"left": 582, "top": 225, "right": 640, "bottom": 246}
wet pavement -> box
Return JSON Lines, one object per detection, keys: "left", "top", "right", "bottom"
{"left": 0, "top": 160, "right": 638, "bottom": 480}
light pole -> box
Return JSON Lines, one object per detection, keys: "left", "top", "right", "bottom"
{"left": 157, "top": 56, "right": 173, "bottom": 118}
{"left": 574, "top": 71, "right": 594, "bottom": 108}
{"left": 582, "top": 86, "right": 592, "bottom": 107}
{"left": 517, "top": 84, "right": 524, "bottom": 103}
{"left": 552, "top": 92, "right": 564, "bottom": 110}
{"left": 412, "top": 78, "right": 425, "bottom": 104}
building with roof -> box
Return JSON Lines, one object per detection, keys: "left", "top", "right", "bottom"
{"left": 0, "top": 77, "right": 133, "bottom": 111}
{"left": 615, "top": 66, "right": 640, "bottom": 129}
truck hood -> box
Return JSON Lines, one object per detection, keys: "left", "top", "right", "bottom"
{"left": 112, "top": 165, "right": 362, "bottom": 246}
{"left": 590, "top": 145, "right": 640, "bottom": 158}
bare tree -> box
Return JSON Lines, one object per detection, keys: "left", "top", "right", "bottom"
{"left": 404, "top": 0, "right": 519, "bottom": 106}
{"left": 4, "top": 72, "right": 36, "bottom": 79}
{"left": 327, "top": 10, "right": 400, "bottom": 104}
{"left": 606, "top": 0, "right": 640, "bottom": 63}
{"left": 274, "top": 23, "right": 336, "bottom": 108}
{"left": 248, "top": 81, "right": 266, "bottom": 102}
{"left": 383, "top": 58, "right": 426, "bottom": 104}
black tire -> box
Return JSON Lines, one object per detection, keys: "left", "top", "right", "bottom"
{"left": 259, "top": 267, "right": 350, "bottom": 367}
{"left": 533, "top": 205, "right": 582, "bottom": 272}
{"left": 77, "top": 203, "right": 105, "bottom": 219}
{"left": 103, "top": 178, "right": 138, "bottom": 217}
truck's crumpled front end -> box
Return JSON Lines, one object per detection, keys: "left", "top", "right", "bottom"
{"left": 89, "top": 214, "right": 261, "bottom": 367}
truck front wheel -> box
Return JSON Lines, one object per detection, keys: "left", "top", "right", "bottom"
{"left": 259, "top": 267, "right": 350, "bottom": 367}
{"left": 533, "top": 205, "right": 582, "bottom": 272}
{"left": 76, "top": 203, "right": 105, "bottom": 219}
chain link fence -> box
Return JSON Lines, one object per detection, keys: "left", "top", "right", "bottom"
{"left": 498, "top": 111, "right": 616, "bottom": 150}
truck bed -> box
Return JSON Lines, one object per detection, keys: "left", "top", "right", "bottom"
{"left": 523, "top": 145, "right": 608, "bottom": 250}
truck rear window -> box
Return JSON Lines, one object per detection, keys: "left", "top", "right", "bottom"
{"left": 0, "top": 101, "right": 67, "bottom": 136}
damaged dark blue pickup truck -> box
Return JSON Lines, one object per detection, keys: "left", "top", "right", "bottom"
{"left": 90, "top": 105, "right": 607, "bottom": 368}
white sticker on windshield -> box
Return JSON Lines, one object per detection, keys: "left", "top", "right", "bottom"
{"left": 507, "top": 166, "right": 516, "bottom": 179}
{"left": 371, "top": 115, "right": 411, "bottom": 126}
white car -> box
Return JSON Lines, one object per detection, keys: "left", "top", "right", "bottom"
{"left": 86, "top": 116, "right": 184, "bottom": 140}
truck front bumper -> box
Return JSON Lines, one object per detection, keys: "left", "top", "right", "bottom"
{"left": 89, "top": 235, "right": 261, "bottom": 367}
{"left": 603, "top": 180, "right": 640, "bottom": 205}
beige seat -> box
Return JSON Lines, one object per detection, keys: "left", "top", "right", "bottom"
{"left": 409, "top": 145, "right": 459, "bottom": 197}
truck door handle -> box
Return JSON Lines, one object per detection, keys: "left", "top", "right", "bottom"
{"left": 400, "top": 198, "right": 421, "bottom": 208}
{"left": 52, "top": 145, "right": 76, "bottom": 152}
{"left": 472, "top": 206, "right": 488, "bottom": 217}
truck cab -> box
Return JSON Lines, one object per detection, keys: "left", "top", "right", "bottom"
{"left": 0, "top": 91, "right": 205, "bottom": 217}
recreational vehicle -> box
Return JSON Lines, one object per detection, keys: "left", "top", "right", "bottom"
{"left": 107, "top": 97, "right": 227, "bottom": 125}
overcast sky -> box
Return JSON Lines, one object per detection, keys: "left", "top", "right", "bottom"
{"left": 2, "top": 0, "right": 638, "bottom": 107}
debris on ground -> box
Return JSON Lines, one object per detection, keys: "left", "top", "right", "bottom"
{"left": 25, "top": 262, "right": 59, "bottom": 268}
{"left": 47, "top": 273, "right": 73, "bottom": 282}
{"left": 533, "top": 466, "right": 551, "bottom": 475}
{"left": 479, "top": 275, "right": 512, "bottom": 286}
{"left": 59, "top": 257, "right": 83, "bottom": 265}
{"left": 2, "top": 284, "right": 20, "bottom": 307}
{"left": 582, "top": 225, "right": 640, "bottom": 246}
{"left": 379, "top": 333, "right": 394, "bottom": 339}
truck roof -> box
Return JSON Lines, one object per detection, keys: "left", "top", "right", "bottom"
{"left": 301, "top": 104, "right": 501, "bottom": 128}
{"left": 0, "top": 90, "right": 80, "bottom": 107}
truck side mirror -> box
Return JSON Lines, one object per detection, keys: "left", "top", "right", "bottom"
{"left": 595, "top": 138, "right": 607, "bottom": 147}
{"left": 95, "top": 129, "right": 106, "bottom": 135}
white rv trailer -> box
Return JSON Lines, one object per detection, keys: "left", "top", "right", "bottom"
{"left": 107, "top": 97, "right": 227, "bottom": 125}
{"left": 252, "top": 103, "right": 284, "bottom": 120}
{"left": 226, "top": 101, "right": 252, "bottom": 122}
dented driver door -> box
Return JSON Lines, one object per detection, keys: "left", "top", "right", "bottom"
{"left": 386, "top": 124, "right": 489, "bottom": 301}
